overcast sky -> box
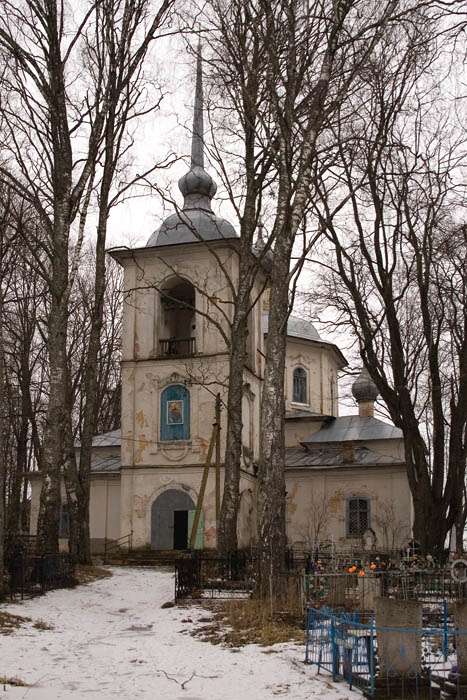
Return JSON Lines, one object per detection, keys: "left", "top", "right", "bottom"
{"left": 100, "top": 31, "right": 367, "bottom": 415}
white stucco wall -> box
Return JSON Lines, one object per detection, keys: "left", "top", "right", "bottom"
{"left": 285, "top": 465, "right": 411, "bottom": 549}
{"left": 284, "top": 339, "right": 342, "bottom": 416}
{"left": 119, "top": 466, "right": 256, "bottom": 549}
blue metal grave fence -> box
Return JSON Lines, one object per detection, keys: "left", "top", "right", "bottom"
{"left": 305, "top": 606, "right": 465, "bottom": 698}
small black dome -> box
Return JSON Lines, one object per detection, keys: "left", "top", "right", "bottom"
{"left": 352, "top": 367, "right": 379, "bottom": 403}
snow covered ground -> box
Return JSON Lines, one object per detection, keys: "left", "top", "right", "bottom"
{"left": 0, "top": 567, "right": 358, "bottom": 699}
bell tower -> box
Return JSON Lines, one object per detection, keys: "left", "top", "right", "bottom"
{"left": 109, "top": 45, "right": 263, "bottom": 549}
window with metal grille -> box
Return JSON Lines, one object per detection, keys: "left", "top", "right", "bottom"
{"left": 293, "top": 367, "right": 307, "bottom": 404}
{"left": 347, "top": 497, "right": 370, "bottom": 537}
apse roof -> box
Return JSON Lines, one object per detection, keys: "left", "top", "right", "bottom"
{"left": 262, "top": 313, "right": 322, "bottom": 341}
{"left": 90, "top": 430, "right": 121, "bottom": 447}
{"left": 285, "top": 445, "right": 404, "bottom": 469}
{"left": 301, "top": 415, "right": 402, "bottom": 444}
{"left": 90, "top": 455, "right": 121, "bottom": 473}
{"left": 262, "top": 313, "right": 347, "bottom": 367}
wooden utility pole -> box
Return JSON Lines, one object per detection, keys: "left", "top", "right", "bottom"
{"left": 214, "top": 394, "right": 221, "bottom": 528}
{"left": 189, "top": 394, "right": 221, "bottom": 550}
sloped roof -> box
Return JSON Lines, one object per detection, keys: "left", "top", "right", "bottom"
{"left": 262, "top": 313, "right": 347, "bottom": 368}
{"left": 262, "top": 313, "right": 321, "bottom": 341}
{"left": 90, "top": 455, "right": 121, "bottom": 473}
{"left": 91, "top": 430, "right": 121, "bottom": 447}
{"left": 286, "top": 315, "right": 322, "bottom": 341}
{"left": 285, "top": 409, "right": 329, "bottom": 421}
{"left": 301, "top": 415, "right": 402, "bottom": 444}
{"left": 146, "top": 208, "right": 237, "bottom": 248}
{"left": 285, "top": 445, "right": 404, "bottom": 469}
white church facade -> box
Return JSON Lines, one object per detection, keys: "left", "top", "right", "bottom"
{"left": 29, "top": 52, "right": 413, "bottom": 555}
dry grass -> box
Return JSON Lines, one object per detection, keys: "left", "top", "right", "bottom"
{"left": 0, "top": 676, "right": 29, "bottom": 687}
{"left": 32, "top": 618, "right": 54, "bottom": 631}
{"left": 0, "top": 611, "right": 31, "bottom": 635}
{"left": 75, "top": 565, "right": 113, "bottom": 585}
{"left": 192, "top": 598, "right": 304, "bottom": 648}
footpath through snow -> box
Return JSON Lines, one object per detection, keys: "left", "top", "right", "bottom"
{"left": 0, "top": 567, "right": 358, "bottom": 699}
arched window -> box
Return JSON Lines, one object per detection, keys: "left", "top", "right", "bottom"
{"left": 159, "top": 279, "right": 196, "bottom": 357}
{"left": 160, "top": 384, "right": 190, "bottom": 441}
{"left": 292, "top": 367, "right": 307, "bottom": 404}
{"left": 346, "top": 497, "right": 370, "bottom": 537}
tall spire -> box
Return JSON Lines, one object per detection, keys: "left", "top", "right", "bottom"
{"left": 191, "top": 42, "right": 204, "bottom": 169}
{"left": 178, "top": 42, "right": 217, "bottom": 212}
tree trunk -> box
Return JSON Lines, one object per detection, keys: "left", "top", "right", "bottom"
{"left": 256, "top": 258, "right": 289, "bottom": 599}
{"left": 0, "top": 297, "right": 6, "bottom": 594}
{"left": 218, "top": 309, "right": 248, "bottom": 552}
{"left": 72, "top": 105, "right": 115, "bottom": 563}
{"left": 72, "top": 225, "right": 108, "bottom": 563}
{"left": 6, "top": 416, "right": 26, "bottom": 543}
{"left": 37, "top": 265, "right": 71, "bottom": 554}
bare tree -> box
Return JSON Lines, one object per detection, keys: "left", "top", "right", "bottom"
{"left": 0, "top": 0, "right": 175, "bottom": 556}
{"left": 309, "top": 20, "right": 467, "bottom": 552}
{"left": 373, "top": 499, "right": 411, "bottom": 550}
{"left": 199, "top": 4, "right": 277, "bottom": 553}
{"left": 0, "top": 186, "right": 20, "bottom": 591}
{"left": 296, "top": 492, "right": 332, "bottom": 553}
{"left": 72, "top": 0, "right": 178, "bottom": 563}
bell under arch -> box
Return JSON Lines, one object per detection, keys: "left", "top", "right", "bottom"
{"left": 158, "top": 277, "right": 196, "bottom": 357}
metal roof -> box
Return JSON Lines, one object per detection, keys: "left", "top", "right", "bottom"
{"left": 146, "top": 208, "right": 237, "bottom": 247}
{"left": 262, "top": 313, "right": 347, "bottom": 368}
{"left": 287, "top": 315, "right": 322, "bottom": 341}
{"left": 301, "top": 415, "right": 402, "bottom": 444}
{"left": 285, "top": 409, "right": 329, "bottom": 421}
{"left": 90, "top": 430, "right": 121, "bottom": 447}
{"left": 285, "top": 445, "right": 404, "bottom": 469}
{"left": 90, "top": 455, "right": 121, "bottom": 473}
{"left": 262, "top": 313, "right": 321, "bottom": 341}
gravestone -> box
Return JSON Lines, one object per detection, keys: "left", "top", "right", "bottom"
{"left": 454, "top": 602, "right": 467, "bottom": 679}
{"left": 375, "top": 598, "right": 422, "bottom": 675}
{"left": 330, "top": 575, "right": 347, "bottom": 606}
{"left": 358, "top": 576, "right": 381, "bottom": 611}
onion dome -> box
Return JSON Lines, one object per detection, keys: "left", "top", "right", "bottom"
{"left": 352, "top": 367, "right": 379, "bottom": 404}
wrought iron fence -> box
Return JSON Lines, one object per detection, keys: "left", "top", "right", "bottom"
{"left": 6, "top": 553, "right": 76, "bottom": 599}
{"left": 303, "top": 571, "right": 467, "bottom": 611}
{"left": 174, "top": 550, "right": 255, "bottom": 600}
{"left": 305, "top": 606, "right": 467, "bottom": 698}
{"left": 380, "top": 570, "right": 467, "bottom": 602}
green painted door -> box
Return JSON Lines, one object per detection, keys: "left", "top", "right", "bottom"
{"left": 188, "top": 510, "right": 204, "bottom": 549}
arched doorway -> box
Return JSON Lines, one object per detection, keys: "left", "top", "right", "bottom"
{"left": 151, "top": 489, "right": 196, "bottom": 550}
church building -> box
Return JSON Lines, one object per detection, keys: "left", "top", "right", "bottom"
{"left": 29, "top": 52, "right": 413, "bottom": 555}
